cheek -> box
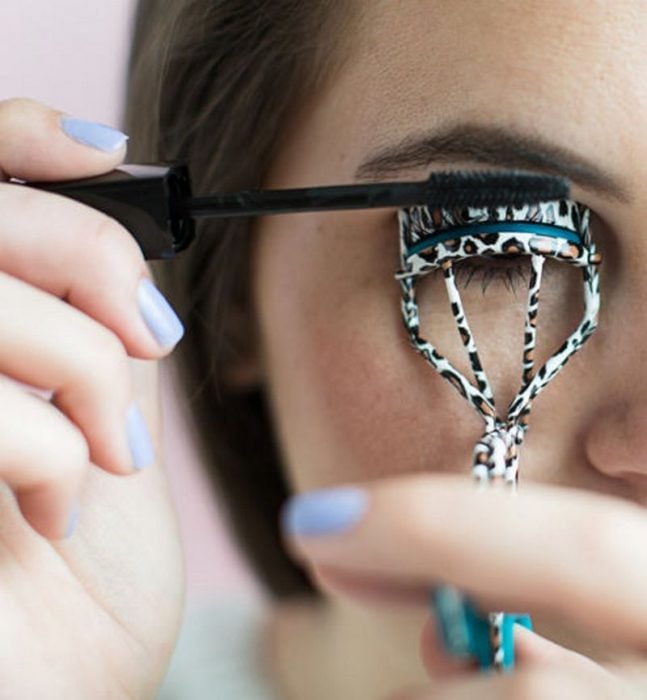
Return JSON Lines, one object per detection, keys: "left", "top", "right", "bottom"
{"left": 255, "top": 240, "right": 484, "bottom": 491}
{"left": 297, "top": 321, "right": 483, "bottom": 487}
{"left": 253, "top": 218, "right": 588, "bottom": 493}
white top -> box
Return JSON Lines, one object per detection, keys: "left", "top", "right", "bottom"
{"left": 157, "top": 600, "right": 277, "bottom": 699}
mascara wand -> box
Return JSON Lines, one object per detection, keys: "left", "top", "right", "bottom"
{"left": 27, "top": 164, "right": 569, "bottom": 261}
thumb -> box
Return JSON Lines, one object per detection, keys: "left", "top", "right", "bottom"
{"left": 514, "top": 624, "right": 606, "bottom": 673}
{"left": 0, "top": 98, "right": 128, "bottom": 182}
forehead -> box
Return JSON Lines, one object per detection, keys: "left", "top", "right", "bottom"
{"left": 269, "top": 1, "right": 647, "bottom": 187}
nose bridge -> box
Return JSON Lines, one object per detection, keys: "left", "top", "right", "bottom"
{"left": 574, "top": 208, "right": 647, "bottom": 482}
{"left": 598, "top": 220, "right": 647, "bottom": 380}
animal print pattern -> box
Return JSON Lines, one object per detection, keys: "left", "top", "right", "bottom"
{"left": 489, "top": 612, "right": 505, "bottom": 669}
{"left": 399, "top": 198, "right": 602, "bottom": 670}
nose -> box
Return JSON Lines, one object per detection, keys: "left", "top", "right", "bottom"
{"left": 584, "top": 399, "right": 647, "bottom": 481}
{"left": 581, "top": 207, "right": 647, "bottom": 483}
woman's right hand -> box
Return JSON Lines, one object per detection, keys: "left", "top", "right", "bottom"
{"left": 0, "top": 98, "right": 185, "bottom": 698}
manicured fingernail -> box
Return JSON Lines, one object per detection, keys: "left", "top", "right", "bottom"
{"left": 126, "top": 403, "right": 155, "bottom": 470}
{"left": 60, "top": 116, "right": 128, "bottom": 153}
{"left": 137, "top": 278, "right": 184, "bottom": 349}
{"left": 281, "top": 487, "right": 368, "bottom": 537}
{"left": 65, "top": 501, "right": 80, "bottom": 539}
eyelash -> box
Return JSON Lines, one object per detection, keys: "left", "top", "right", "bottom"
{"left": 439, "top": 256, "right": 533, "bottom": 294}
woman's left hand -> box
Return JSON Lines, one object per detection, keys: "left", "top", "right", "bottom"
{"left": 281, "top": 475, "right": 647, "bottom": 698}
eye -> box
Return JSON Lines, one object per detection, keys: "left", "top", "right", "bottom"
{"left": 397, "top": 199, "right": 599, "bottom": 415}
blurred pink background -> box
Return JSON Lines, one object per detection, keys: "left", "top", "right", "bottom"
{"left": 1, "top": 0, "right": 261, "bottom": 606}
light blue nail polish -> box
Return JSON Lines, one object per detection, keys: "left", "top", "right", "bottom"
{"left": 282, "top": 487, "right": 368, "bottom": 536}
{"left": 60, "top": 116, "right": 128, "bottom": 153}
{"left": 126, "top": 403, "right": 155, "bottom": 470}
{"left": 65, "top": 501, "right": 80, "bottom": 539}
{"left": 137, "top": 278, "right": 185, "bottom": 349}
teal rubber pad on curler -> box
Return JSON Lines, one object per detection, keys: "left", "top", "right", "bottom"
{"left": 501, "top": 613, "right": 533, "bottom": 671}
{"left": 431, "top": 585, "right": 533, "bottom": 671}
{"left": 430, "top": 586, "right": 475, "bottom": 659}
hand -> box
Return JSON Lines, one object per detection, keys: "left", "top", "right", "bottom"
{"left": 282, "top": 475, "right": 647, "bottom": 698}
{"left": 0, "top": 99, "right": 184, "bottom": 698}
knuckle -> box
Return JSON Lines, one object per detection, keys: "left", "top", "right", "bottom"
{"left": 0, "top": 181, "right": 43, "bottom": 212}
{"left": 87, "top": 327, "right": 130, "bottom": 379}
{"left": 91, "top": 212, "right": 145, "bottom": 269}
{"left": 91, "top": 212, "right": 127, "bottom": 245}
{"left": 569, "top": 500, "right": 633, "bottom": 589}
{"left": 59, "top": 422, "right": 90, "bottom": 477}
{"left": 38, "top": 414, "right": 89, "bottom": 485}
{"left": 390, "top": 481, "right": 443, "bottom": 554}
{"left": 0, "top": 97, "right": 38, "bottom": 122}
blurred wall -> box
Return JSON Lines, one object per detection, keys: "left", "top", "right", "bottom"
{"left": 0, "top": 0, "right": 260, "bottom": 605}
{"left": 1, "top": 0, "right": 134, "bottom": 125}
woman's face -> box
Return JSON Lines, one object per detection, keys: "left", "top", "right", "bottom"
{"left": 253, "top": 2, "right": 647, "bottom": 536}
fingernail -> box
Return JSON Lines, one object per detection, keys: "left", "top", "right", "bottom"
{"left": 126, "top": 403, "right": 155, "bottom": 470}
{"left": 281, "top": 487, "right": 368, "bottom": 537}
{"left": 60, "top": 116, "right": 128, "bottom": 153}
{"left": 64, "top": 501, "right": 80, "bottom": 539}
{"left": 137, "top": 278, "right": 184, "bottom": 349}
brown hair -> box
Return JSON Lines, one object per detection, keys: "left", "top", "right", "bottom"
{"left": 124, "top": 0, "right": 355, "bottom": 599}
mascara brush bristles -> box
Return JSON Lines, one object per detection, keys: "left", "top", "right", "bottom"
{"left": 423, "top": 170, "right": 569, "bottom": 209}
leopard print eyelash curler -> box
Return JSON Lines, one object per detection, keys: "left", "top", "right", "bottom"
{"left": 396, "top": 199, "right": 601, "bottom": 671}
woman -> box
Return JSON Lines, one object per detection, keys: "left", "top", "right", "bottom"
{"left": 1, "top": 0, "right": 646, "bottom": 697}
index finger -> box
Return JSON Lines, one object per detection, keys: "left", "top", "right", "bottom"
{"left": 282, "top": 475, "right": 647, "bottom": 650}
{"left": 0, "top": 98, "right": 127, "bottom": 181}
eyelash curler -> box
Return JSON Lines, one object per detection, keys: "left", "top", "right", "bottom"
{"left": 397, "top": 198, "right": 601, "bottom": 671}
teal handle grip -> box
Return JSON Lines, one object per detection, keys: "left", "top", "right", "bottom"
{"left": 431, "top": 585, "right": 532, "bottom": 672}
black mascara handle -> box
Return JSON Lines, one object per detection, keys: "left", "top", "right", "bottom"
{"left": 28, "top": 164, "right": 194, "bottom": 260}
{"left": 26, "top": 165, "right": 569, "bottom": 261}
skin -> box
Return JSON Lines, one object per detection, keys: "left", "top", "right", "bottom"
{"left": 252, "top": 1, "right": 647, "bottom": 698}
{"left": 0, "top": 99, "right": 184, "bottom": 698}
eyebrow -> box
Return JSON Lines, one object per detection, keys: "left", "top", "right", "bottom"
{"left": 355, "top": 123, "right": 630, "bottom": 203}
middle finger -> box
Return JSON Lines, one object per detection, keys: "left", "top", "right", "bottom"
{"left": 0, "top": 270, "right": 138, "bottom": 474}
